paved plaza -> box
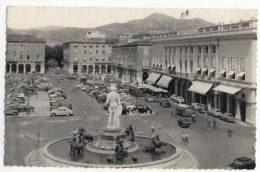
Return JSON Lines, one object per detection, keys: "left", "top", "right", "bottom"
{"left": 4, "top": 77, "right": 255, "bottom": 168}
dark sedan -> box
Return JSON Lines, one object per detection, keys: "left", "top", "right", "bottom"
{"left": 228, "top": 157, "right": 255, "bottom": 169}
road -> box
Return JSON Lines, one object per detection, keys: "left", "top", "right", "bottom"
{"left": 4, "top": 77, "right": 256, "bottom": 169}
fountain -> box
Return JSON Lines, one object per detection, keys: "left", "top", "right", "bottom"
{"left": 25, "top": 83, "right": 198, "bottom": 168}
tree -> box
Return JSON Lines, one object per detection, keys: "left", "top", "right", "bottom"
{"left": 45, "top": 44, "right": 63, "bottom": 69}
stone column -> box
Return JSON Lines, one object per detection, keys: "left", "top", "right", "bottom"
{"left": 214, "top": 91, "right": 218, "bottom": 108}
{"left": 227, "top": 94, "right": 230, "bottom": 113}
{"left": 106, "top": 65, "right": 108, "bottom": 73}
{"left": 235, "top": 99, "right": 241, "bottom": 120}
{"left": 100, "top": 65, "right": 102, "bottom": 74}
{"left": 175, "top": 81, "right": 178, "bottom": 96}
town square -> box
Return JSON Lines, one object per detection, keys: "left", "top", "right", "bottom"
{"left": 3, "top": 6, "right": 257, "bottom": 169}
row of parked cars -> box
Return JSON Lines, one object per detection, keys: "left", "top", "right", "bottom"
{"left": 48, "top": 87, "right": 74, "bottom": 117}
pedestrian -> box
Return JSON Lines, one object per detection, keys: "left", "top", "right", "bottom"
{"left": 185, "top": 131, "right": 189, "bottom": 145}
{"left": 207, "top": 117, "right": 211, "bottom": 128}
{"left": 228, "top": 128, "right": 233, "bottom": 137}
{"left": 213, "top": 119, "right": 217, "bottom": 129}
{"left": 181, "top": 132, "right": 185, "bottom": 145}
{"left": 192, "top": 112, "right": 196, "bottom": 123}
{"left": 170, "top": 111, "right": 174, "bottom": 117}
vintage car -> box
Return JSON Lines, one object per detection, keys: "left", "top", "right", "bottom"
{"left": 159, "top": 99, "right": 171, "bottom": 107}
{"left": 228, "top": 157, "right": 255, "bottom": 169}
{"left": 50, "top": 106, "right": 74, "bottom": 117}
{"left": 207, "top": 108, "right": 222, "bottom": 118}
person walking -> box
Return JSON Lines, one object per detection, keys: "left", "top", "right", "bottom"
{"left": 181, "top": 132, "right": 186, "bottom": 145}
{"left": 185, "top": 131, "right": 190, "bottom": 145}
{"left": 213, "top": 118, "right": 217, "bottom": 129}
{"left": 228, "top": 128, "right": 233, "bottom": 137}
{"left": 207, "top": 117, "right": 211, "bottom": 128}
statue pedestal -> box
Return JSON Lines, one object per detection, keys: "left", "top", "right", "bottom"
{"left": 86, "top": 128, "right": 139, "bottom": 155}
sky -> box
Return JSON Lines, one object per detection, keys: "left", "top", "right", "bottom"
{"left": 6, "top": 7, "right": 257, "bottom": 29}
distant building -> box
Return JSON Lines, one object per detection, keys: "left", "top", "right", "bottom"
{"left": 85, "top": 29, "right": 106, "bottom": 40}
{"left": 111, "top": 42, "right": 151, "bottom": 84}
{"left": 63, "top": 40, "right": 113, "bottom": 75}
{"left": 149, "top": 19, "right": 257, "bottom": 126}
{"left": 6, "top": 34, "right": 46, "bottom": 74}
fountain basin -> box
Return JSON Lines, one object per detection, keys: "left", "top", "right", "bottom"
{"left": 43, "top": 136, "right": 181, "bottom": 168}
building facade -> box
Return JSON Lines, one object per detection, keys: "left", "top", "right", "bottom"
{"left": 63, "top": 41, "right": 112, "bottom": 75}
{"left": 149, "top": 19, "right": 257, "bottom": 126}
{"left": 6, "top": 35, "right": 46, "bottom": 74}
{"left": 111, "top": 42, "right": 151, "bottom": 84}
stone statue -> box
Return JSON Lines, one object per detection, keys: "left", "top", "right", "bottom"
{"left": 106, "top": 83, "right": 122, "bottom": 130}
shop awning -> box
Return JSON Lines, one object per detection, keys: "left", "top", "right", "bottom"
{"left": 188, "top": 81, "right": 213, "bottom": 95}
{"left": 213, "top": 85, "right": 241, "bottom": 95}
{"left": 140, "top": 84, "right": 167, "bottom": 93}
{"left": 156, "top": 75, "right": 172, "bottom": 88}
{"left": 146, "top": 73, "right": 161, "bottom": 84}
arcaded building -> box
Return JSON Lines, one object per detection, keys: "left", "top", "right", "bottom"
{"left": 149, "top": 19, "right": 257, "bottom": 125}
{"left": 63, "top": 41, "right": 113, "bottom": 75}
{"left": 6, "top": 35, "right": 46, "bottom": 74}
{"left": 111, "top": 41, "right": 151, "bottom": 84}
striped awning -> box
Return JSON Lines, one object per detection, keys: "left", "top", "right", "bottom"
{"left": 188, "top": 81, "right": 213, "bottom": 95}
{"left": 213, "top": 85, "right": 241, "bottom": 95}
{"left": 146, "top": 73, "right": 161, "bottom": 84}
{"left": 156, "top": 75, "right": 172, "bottom": 88}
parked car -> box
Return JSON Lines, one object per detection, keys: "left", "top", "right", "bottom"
{"left": 219, "top": 113, "right": 235, "bottom": 123}
{"left": 97, "top": 95, "right": 107, "bottom": 103}
{"left": 145, "top": 97, "right": 156, "bottom": 102}
{"left": 177, "top": 118, "right": 191, "bottom": 128}
{"left": 170, "top": 94, "right": 177, "bottom": 101}
{"left": 191, "top": 103, "right": 207, "bottom": 113}
{"left": 136, "top": 105, "right": 152, "bottom": 114}
{"left": 160, "top": 99, "right": 171, "bottom": 107}
{"left": 207, "top": 108, "right": 222, "bottom": 118}
{"left": 50, "top": 106, "right": 74, "bottom": 117}
{"left": 228, "top": 157, "right": 255, "bottom": 169}
{"left": 171, "top": 96, "right": 185, "bottom": 105}
{"left": 5, "top": 107, "right": 18, "bottom": 116}
{"left": 122, "top": 104, "right": 130, "bottom": 115}
{"left": 177, "top": 108, "right": 193, "bottom": 128}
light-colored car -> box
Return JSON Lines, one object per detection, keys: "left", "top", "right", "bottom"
{"left": 207, "top": 108, "right": 222, "bottom": 118}
{"left": 50, "top": 106, "right": 74, "bottom": 117}
{"left": 191, "top": 103, "right": 207, "bottom": 113}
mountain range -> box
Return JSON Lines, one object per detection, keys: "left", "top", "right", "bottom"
{"left": 7, "top": 13, "right": 213, "bottom": 44}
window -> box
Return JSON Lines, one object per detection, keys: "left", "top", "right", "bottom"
{"left": 223, "top": 25, "right": 230, "bottom": 30}
{"left": 241, "top": 22, "right": 250, "bottom": 28}
{"left": 96, "top": 58, "right": 99, "bottom": 61}
{"left": 212, "top": 26, "right": 218, "bottom": 31}
{"left": 222, "top": 57, "right": 227, "bottom": 69}
{"left": 108, "top": 58, "right": 111, "bottom": 61}
{"left": 102, "top": 45, "right": 105, "bottom": 48}
{"left": 211, "top": 46, "right": 216, "bottom": 53}
{"left": 27, "top": 55, "right": 30, "bottom": 60}
{"left": 231, "top": 57, "right": 237, "bottom": 70}
{"left": 198, "top": 46, "right": 201, "bottom": 53}
{"left": 231, "top": 24, "right": 239, "bottom": 30}
{"left": 89, "top": 45, "right": 93, "bottom": 48}
{"left": 102, "top": 50, "right": 106, "bottom": 54}
{"left": 198, "top": 28, "right": 203, "bottom": 32}
{"left": 96, "top": 50, "right": 98, "bottom": 54}
{"left": 190, "top": 47, "right": 193, "bottom": 54}
{"left": 37, "top": 54, "right": 40, "bottom": 59}
{"left": 74, "top": 44, "right": 78, "bottom": 48}
{"left": 102, "top": 58, "right": 105, "bottom": 61}
{"left": 84, "top": 50, "right": 87, "bottom": 54}
{"left": 89, "top": 58, "right": 93, "bottom": 61}
{"left": 240, "top": 57, "right": 245, "bottom": 71}
{"left": 142, "top": 59, "right": 148, "bottom": 67}
{"left": 185, "top": 47, "right": 188, "bottom": 53}
{"left": 96, "top": 45, "right": 99, "bottom": 48}
{"left": 20, "top": 54, "right": 23, "bottom": 59}
{"left": 204, "top": 46, "right": 208, "bottom": 53}
{"left": 205, "top": 27, "right": 211, "bottom": 32}
{"left": 211, "top": 56, "right": 216, "bottom": 68}
{"left": 180, "top": 60, "right": 182, "bottom": 72}
{"left": 203, "top": 56, "right": 208, "bottom": 67}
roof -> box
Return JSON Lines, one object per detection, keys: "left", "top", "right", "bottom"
{"left": 63, "top": 38, "right": 118, "bottom": 45}
{"left": 7, "top": 34, "right": 45, "bottom": 43}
